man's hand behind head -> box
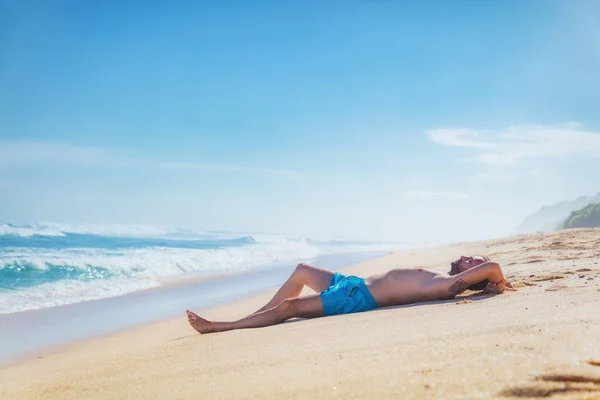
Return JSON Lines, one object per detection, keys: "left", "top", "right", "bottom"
{"left": 482, "top": 279, "right": 517, "bottom": 294}
{"left": 482, "top": 280, "right": 506, "bottom": 294}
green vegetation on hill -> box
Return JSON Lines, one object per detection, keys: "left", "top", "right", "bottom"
{"left": 516, "top": 192, "right": 600, "bottom": 233}
{"left": 560, "top": 203, "right": 600, "bottom": 229}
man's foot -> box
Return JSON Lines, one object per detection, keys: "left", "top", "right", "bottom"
{"left": 186, "top": 309, "right": 216, "bottom": 334}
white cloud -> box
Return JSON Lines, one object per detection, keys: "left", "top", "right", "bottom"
{"left": 405, "top": 190, "right": 470, "bottom": 200}
{"left": 425, "top": 128, "right": 498, "bottom": 150}
{"left": 426, "top": 123, "right": 600, "bottom": 166}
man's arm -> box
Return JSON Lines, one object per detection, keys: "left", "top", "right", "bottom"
{"left": 446, "top": 261, "right": 506, "bottom": 297}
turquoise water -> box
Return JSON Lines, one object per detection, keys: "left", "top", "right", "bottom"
{"left": 0, "top": 223, "right": 404, "bottom": 314}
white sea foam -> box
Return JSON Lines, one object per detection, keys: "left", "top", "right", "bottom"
{"left": 0, "top": 278, "right": 161, "bottom": 314}
{"left": 0, "top": 235, "right": 406, "bottom": 314}
{"left": 1, "top": 238, "right": 396, "bottom": 276}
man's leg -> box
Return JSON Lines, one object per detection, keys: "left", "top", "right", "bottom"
{"left": 187, "top": 294, "right": 324, "bottom": 334}
{"left": 252, "top": 263, "right": 334, "bottom": 314}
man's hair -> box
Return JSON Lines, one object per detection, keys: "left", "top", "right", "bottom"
{"left": 449, "top": 255, "right": 490, "bottom": 291}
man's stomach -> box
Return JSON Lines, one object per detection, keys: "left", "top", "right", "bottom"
{"left": 366, "top": 268, "right": 449, "bottom": 307}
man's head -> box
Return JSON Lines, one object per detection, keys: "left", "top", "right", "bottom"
{"left": 449, "top": 255, "right": 491, "bottom": 291}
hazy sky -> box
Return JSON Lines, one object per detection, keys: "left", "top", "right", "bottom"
{"left": 1, "top": 0, "right": 599, "bottom": 243}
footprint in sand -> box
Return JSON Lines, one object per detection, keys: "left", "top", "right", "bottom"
{"left": 545, "top": 283, "right": 569, "bottom": 292}
{"left": 521, "top": 282, "right": 537, "bottom": 287}
{"left": 532, "top": 275, "right": 565, "bottom": 282}
{"left": 539, "top": 374, "right": 600, "bottom": 385}
{"left": 525, "top": 259, "right": 545, "bottom": 264}
{"left": 500, "top": 372, "right": 600, "bottom": 398}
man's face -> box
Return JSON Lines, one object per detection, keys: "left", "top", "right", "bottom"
{"left": 454, "top": 255, "right": 487, "bottom": 274}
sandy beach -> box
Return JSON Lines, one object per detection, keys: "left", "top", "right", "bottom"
{"left": 1, "top": 228, "right": 599, "bottom": 399}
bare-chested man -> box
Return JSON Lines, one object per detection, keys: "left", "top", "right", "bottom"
{"left": 187, "top": 255, "right": 513, "bottom": 334}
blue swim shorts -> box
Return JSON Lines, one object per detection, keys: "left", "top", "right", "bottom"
{"left": 319, "top": 272, "right": 378, "bottom": 317}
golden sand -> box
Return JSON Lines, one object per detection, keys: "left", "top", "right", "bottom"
{"left": 1, "top": 228, "right": 600, "bottom": 399}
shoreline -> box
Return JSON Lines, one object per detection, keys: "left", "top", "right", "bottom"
{"left": 0, "top": 250, "right": 386, "bottom": 364}
{"left": 2, "top": 229, "right": 599, "bottom": 399}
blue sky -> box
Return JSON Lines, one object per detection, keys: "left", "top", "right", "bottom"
{"left": 1, "top": 0, "right": 599, "bottom": 243}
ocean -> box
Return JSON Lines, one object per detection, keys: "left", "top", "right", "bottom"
{"left": 0, "top": 223, "right": 405, "bottom": 315}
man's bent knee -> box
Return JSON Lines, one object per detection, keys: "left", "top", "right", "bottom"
{"left": 295, "top": 262, "right": 309, "bottom": 271}
{"left": 294, "top": 263, "right": 312, "bottom": 277}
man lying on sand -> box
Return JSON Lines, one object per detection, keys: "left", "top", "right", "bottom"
{"left": 187, "top": 255, "right": 513, "bottom": 334}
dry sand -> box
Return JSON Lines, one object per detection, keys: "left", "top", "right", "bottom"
{"left": 1, "top": 228, "right": 600, "bottom": 399}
